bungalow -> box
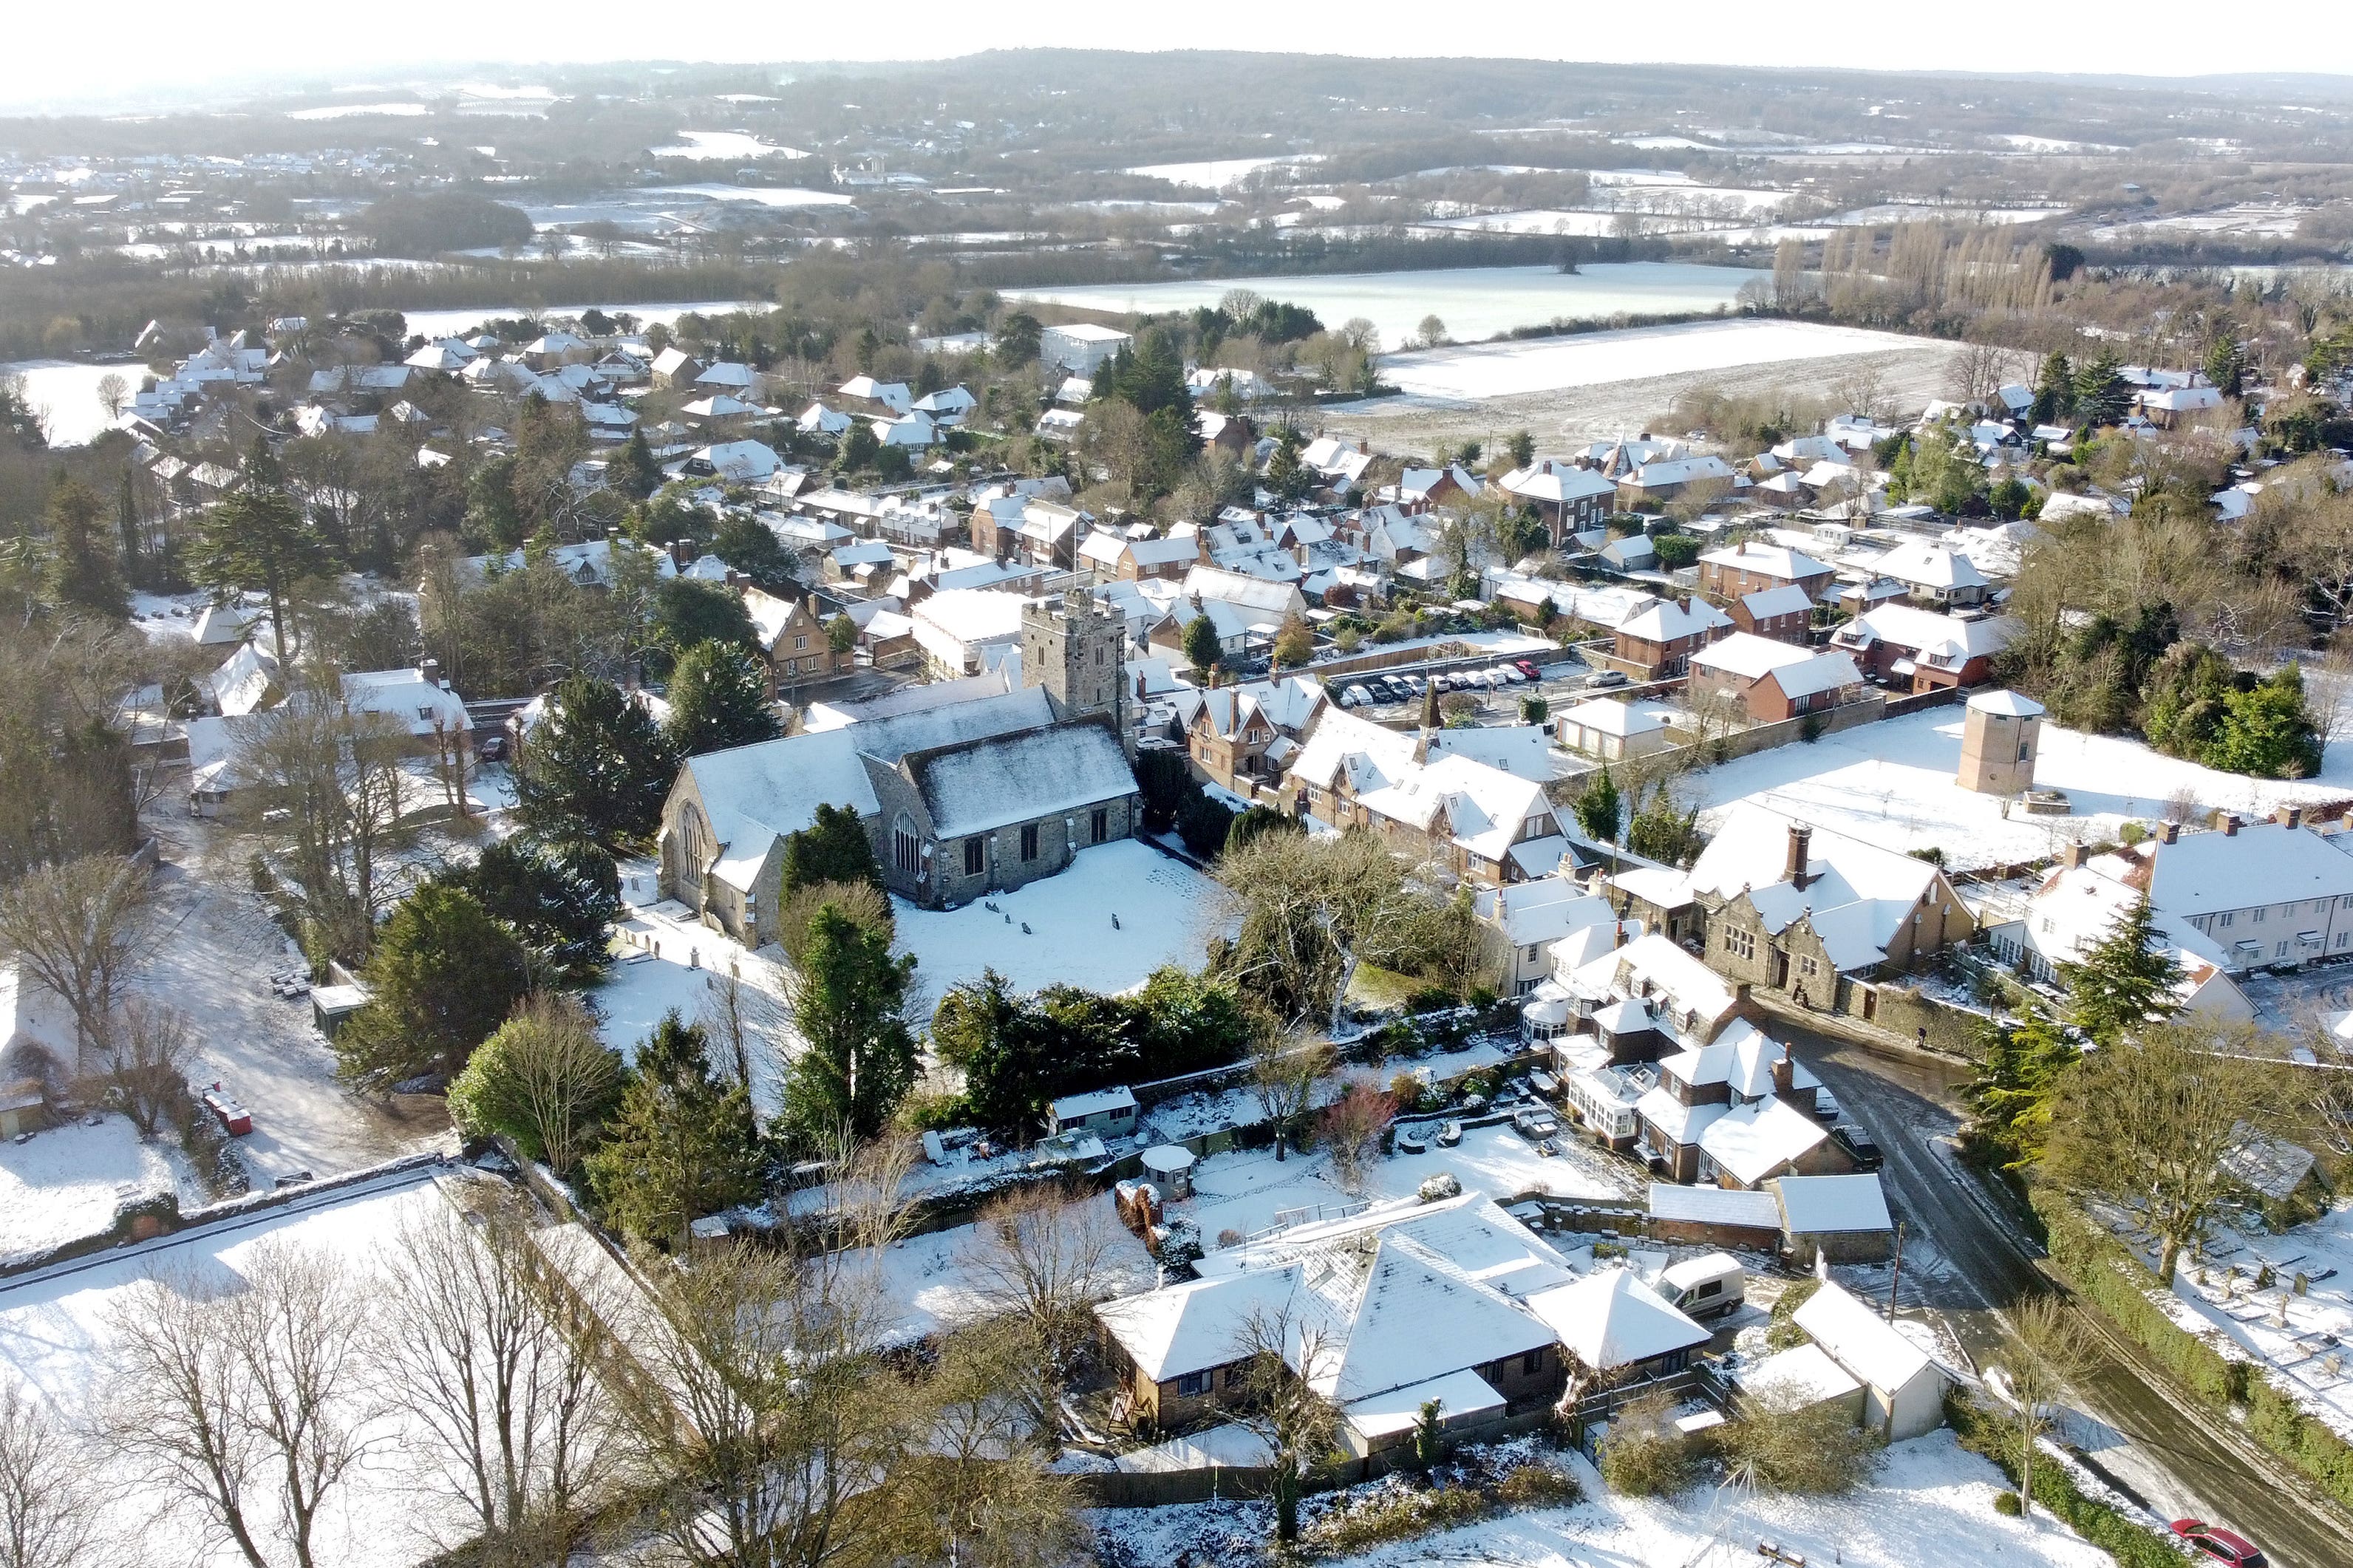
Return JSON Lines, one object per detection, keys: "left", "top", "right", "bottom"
{"left": 1612, "top": 595, "right": 1731, "bottom": 680}
{"left": 1870, "top": 542, "right": 1990, "bottom": 608}
{"left": 1792, "top": 1281, "right": 1950, "bottom": 1440}
{"left": 1689, "top": 635, "right": 1865, "bottom": 725}
{"left": 1556, "top": 698, "right": 1675, "bottom": 763}
{"left": 913, "top": 385, "right": 976, "bottom": 426}
{"left": 836, "top": 375, "right": 911, "bottom": 414}
{"left": 1048, "top": 1085, "right": 1137, "bottom": 1139}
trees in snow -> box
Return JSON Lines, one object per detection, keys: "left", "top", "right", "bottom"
{"left": 511, "top": 675, "right": 676, "bottom": 853}
{"left": 785, "top": 902, "right": 920, "bottom": 1145}
{"left": 0, "top": 851, "right": 155, "bottom": 1071}
{"left": 333, "top": 884, "right": 528, "bottom": 1093}
{"left": 953, "top": 1181, "right": 1129, "bottom": 1431}
{"left": 585, "top": 1012, "right": 763, "bottom": 1250}
{"left": 2056, "top": 895, "right": 2184, "bottom": 1046}
{"left": 0, "top": 1381, "right": 106, "bottom": 1568}
{"left": 447, "top": 992, "right": 624, "bottom": 1178}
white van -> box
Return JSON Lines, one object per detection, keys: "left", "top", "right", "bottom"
{"left": 1658, "top": 1252, "right": 1746, "bottom": 1320}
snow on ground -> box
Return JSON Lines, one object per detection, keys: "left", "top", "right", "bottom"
{"left": 1122, "top": 156, "right": 1318, "bottom": 188}
{"left": 891, "top": 839, "right": 1225, "bottom": 998}
{"left": 872, "top": 1210, "right": 1158, "bottom": 1344}
{"left": 0, "top": 1115, "right": 196, "bottom": 1258}
{"left": 140, "top": 814, "right": 451, "bottom": 1182}
{"left": 1092, "top": 1434, "right": 2111, "bottom": 1568}
{"left": 602, "top": 900, "right": 794, "bottom": 1116}
{"left": 649, "top": 130, "right": 810, "bottom": 160}
{"left": 0, "top": 359, "right": 129, "bottom": 446}
{"left": 2134, "top": 1200, "right": 2353, "bottom": 1444}
{"left": 647, "top": 183, "right": 855, "bottom": 208}
{"left": 0, "top": 1168, "right": 485, "bottom": 1568}
{"left": 126, "top": 590, "right": 212, "bottom": 640}
{"left": 1687, "top": 706, "right": 2350, "bottom": 871}
{"left": 1377, "top": 318, "right": 1930, "bottom": 400}
{"left": 1180, "top": 1122, "right": 1633, "bottom": 1249}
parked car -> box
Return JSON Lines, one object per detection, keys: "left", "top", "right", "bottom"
{"left": 1815, "top": 1089, "right": 1842, "bottom": 1120}
{"left": 1586, "top": 670, "right": 1630, "bottom": 689}
{"left": 1496, "top": 665, "right": 1528, "bottom": 684}
{"left": 1405, "top": 675, "right": 1429, "bottom": 694}
{"left": 1832, "top": 1123, "right": 1883, "bottom": 1170}
{"left": 2168, "top": 1522, "right": 2267, "bottom": 1567}
{"left": 1512, "top": 1106, "right": 1561, "bottom": 1141}
{"left": 476, "top": 733, "right": 508, "bottom": 763}
{"left": 1436, "top": 1119, "right": 1463, "bottom": 1148}
{"left": 1513, "top": 658, "right": 1543, "bottom": 680}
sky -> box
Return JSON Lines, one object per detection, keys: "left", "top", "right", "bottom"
{"left": 7, "top": 1, "right": 2353, "bottom": 114}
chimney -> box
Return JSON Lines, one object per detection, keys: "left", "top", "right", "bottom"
{"left": 1783, "top": 824, "right": 1813, "bottom": 889}
{"left": 2159, "top": 820, "right": 2180, "bottom": 845}
{"left": 606, "top": 525, "right": 621, "bottom": 548}
{"left": 2276, "top": 804, "right": 2304, "bottom": 830}
{"left": 2224, "top": 814, "right": 2241, "bottom": 837}
{"left": 420, "top": 658, "right": 440, "bottom": 686}
{"left": 2062, "top": 842, "right": 2085, "bottom": 869}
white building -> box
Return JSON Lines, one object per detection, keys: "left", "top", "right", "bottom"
{"left": 1791, "top": 1280, "right": 1950, "bottom": 1441}
{"left": 1041, "top": 323, "right": 1132, "bottom": 377}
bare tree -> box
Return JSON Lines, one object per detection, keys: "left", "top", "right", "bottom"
{"left": 1247, "top": 1012, "right": 1332, "bottom": 1162}
{"left": 1318, "top": 1083, "right": 1397, "bottom": 1196}
{"left": 0, "top": 1380, "right": 108, "bottom": 1568}
{"left": 1950, "top": 341, "right": 2019, "bottom": 409}
{"left": 467, "top": 993, "right": 623, "bottom": 1179}
{"left": 2002, "top": 1294, "right": 2092, "bottom": 1519}
{"left": 376, "top": 1187, "right": 618, "bottom": 1565}
{"left": 106, "top": 1239, "right": 375, "bottom": 1568}
{"left": 106, "top": 997, "right": 191, "bottom": 1137}
{"left": 1828, "top": 361, "right": 1891, "bottom": 424}
{"left": 954, "top": 1182, "right": 1127, "bottom": 1429}
{"left": 95, "top": 373, "right": 129, "bottom": 421}
{"left": 1228, "top": 1298, "right": 1341, "bottom": 1544}
{"left": 896, "top": 1325, "right": 1089, "bottom": 1568}
{"left": 0, "top": 854, "right": 157, "bottom": 1072}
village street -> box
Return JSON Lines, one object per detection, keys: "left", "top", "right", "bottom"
{"left": 1791, "top": 1024, "right": 2353, "bottom": 1568}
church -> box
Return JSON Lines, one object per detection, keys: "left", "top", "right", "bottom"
{"left": 658, "top": 590, "right": 1141, "bottom": 939}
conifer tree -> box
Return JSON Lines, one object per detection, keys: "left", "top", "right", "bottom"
{"left": 2057, "top": 896, "right": 2185, "bottom": 1046}
{"left": 1966, "top": 1001, "right": 2080, "bottom": 1170}
{"left": 786, "top": 903, "right": 919, "bottom": 1143}
{"left": 1573, "top": 765, "right": 1622, "bottom": 843}
{"left": 42, "top": 474, "right": 126, "bottom": 618}
{"left": 662, "top": 641, "right": 780, "bottom": 759}
{"left": 512, "top": 675, "right": 678, "bottom": 851}
{"left": 780, "top": 802, "right": 885, "bottom": 894}
{"left": 333, "top": 884, "right": 529, "bottom": 1091}
{"left": 2073, "top": 350, "right": 2131, "bottom": 428}
{"left": 585, "top": 1012, "right": 763, "bottom": 1247}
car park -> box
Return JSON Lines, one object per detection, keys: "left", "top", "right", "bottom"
{"left": 2168, "top": 1521, "right": 2267, "bottom": 1567}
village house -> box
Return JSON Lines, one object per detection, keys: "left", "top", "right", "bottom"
{"left": 1688, "top": 634, "right": 1866, "bottom": 725}
{"left": 1829, "top": 603, "right": 2012, "bottom": 691}
{"left": 1727, "top": 582, "right": 1815, "bottom": 643}
{"left": 1981, "top": 842, "right": 2253, "bottom": 1019}
{"left": 1678, "top": 805, "right": 1976, "bottom": 1017}
{"left": 1870, "top": 542, "right": 1991, "bottom": 608}
{"left": 1077, "top": 528, "right": 1203, "bottom": 584}
{"left": 1284, "top": 708, "right": 1570, "bottom": 886}
{"left": 1697, "top": 542, "right": 1836, "bottom": 606}
{"left": 1475, "top": 879, "right": 1624, "bottom": 996}
{"left": 1041, "top": 323, "right": 1132, "bottom": 376}
{"left": 1181, "top": 675, "right": 1325, "bottom": 794}
{"left": 2133, "top": 808, "right": 2353, "bottom": 973}
{"left": 910, "top": 589, "right": 1032, "bottom": 679}
{"left": 1611, "top": 594, "right": 1731, "bottom": 680}
{"left": 743, "top": 587, "right": 852, "bottom": 694}
{"left": 1617, "top": 453, "right": 1735, "bottom": 509}
{"left": 660, "top": 593, "right": 1136, "bottom": 930}
{"left": 1149, "top": 568, "right": 1308, "bottom": 665}
{"left": 1499, "top": 460, "right": 1618, "bottom": 548}
{"left": 1631, "top": 1020, "right": 1838, "bottom": 1185}
{"left": 1772, "top": 1173, "right": 1896, "bottom": 1264}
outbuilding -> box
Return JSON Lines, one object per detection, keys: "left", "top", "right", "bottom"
{"left": 1049, "top": 1085, "right": 1138, "bottom": 1139}
{"left": 1771, "top": 1173, "right": 1896, "bottom": 1263}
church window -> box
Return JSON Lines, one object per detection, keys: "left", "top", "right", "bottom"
{"left": 1092, "top": 808, "right": 1109, "bottom": 843}
{"left": 1020, "top": 823, "right": 1041, "bottom": 861}
{"left": 893, "top": 815, "right": 922, "bottom": 876}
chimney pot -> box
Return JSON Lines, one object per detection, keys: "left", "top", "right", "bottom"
{"left": 2278, "top": 804, "right": 2304, "bottom": 830}
{"left": 1783, "top": 824, "right": 1813, "bottom": 889}
{"left": 2159, "top": 820, "right": 2180, "bottom": 845}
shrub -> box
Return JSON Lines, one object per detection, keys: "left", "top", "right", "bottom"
{"left": 1305, "top": 1483, "right": 1486, "bottom": 1555}
{"left": 1493, "top": 1460, "right": 1582, "bottom": 1508}
{"left": 1947, "top": 1393, "right": 2182, "bottom": 1568}
{"left": 1598, "top": 1391, "right": 1695, "bottom": 1496}
{"left": 1993, "top": 1489, "right": 2023, "bottom": 1516}
{"left": 1718, "top": 1399, "right": 1880, "bottom": 1494}
{"left": 1765, "top": 1276, "right": 1823, "bottom": 1350}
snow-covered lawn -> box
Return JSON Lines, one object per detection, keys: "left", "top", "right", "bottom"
{"left": 872, "top": 1211, "right": 1158, "bottom": 1345}
{"left": 1376, "top": 318, "right": 1932, "bottom": 401}
{"left": 0, "top": 1116, "right": 195, "bottom": 1258}
{"left": 1181, "top": 1122, "right": 1633, "bottom": 1249}
{"left": 1687, "top": 706, "right": 2350, "bottom": 871}
{"left": 1092, "top": 1433, "right": 2112, "bottom": 1568}
{"left": 2138, "top": 1199, "right": 2353, "bottom": 1445}
{"left": 892, "top": 839, "right": 1224, "bottom": 998}
{"left": 601, "top": 901, "right": 794, "bottom": 1115}
{"left": 0, "top": 1170, "right": 486, "bottom": 1568}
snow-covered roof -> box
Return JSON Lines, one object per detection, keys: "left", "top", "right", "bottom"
{"left": 1618, "top": 595, "right": 1731, "bottom": 644}
{"left": 1686, "top": 801, "right": 1947, "bottom": 972}
{"left": 1051, "top": 1085, "right": 1136, "bottom": 1120}
{"left": 1967, "top": 689, "right": 2044, "bottom": 717}
{"left": 1772, "top": 1173, "right": 1893, "bottom": 1235}
{"left": 1698, "top": 1095, "right": 1831, "bottom": 1185}
{"left": 1693, "top": 631, "right": 1828, "bottom": 681}
{"left": 1559, "top": 697, "right": 1672, "bottom": 739}
{"left": 2148, "top": 820, "right": 2353, "bottom": 920}
{"left": 341, "top": 667, "right": 470, "bottom": 736}
{"left": 1568, "top": 933, "right": 1738, "bottom": 1037}
{"left": 1870, "top": 540, "right": 1989, "bottom": 591}
{"left": 1737, "top": 1343, "right": 1863, "bottom": 1408}
{"left": 1096, "top": 1267, "right": 1306, "bottom": 1382}
{"left": 1700, "top": 542, "right": 1833, "bottom": 582}
{"left": 1647, "top": 1182, "right": 1780, "bottom": 1228}
{"left": 1658, "top": 1020, "right": 1819, "bottom": 1099}
{"left": 1525, "top": 1267, "right": 1709, "bottom": 1371}
{"left": 1834, "top": 603, "right": 2012, "bottom": 667}
{"left": 1635, "top": 1085, "right": 1729, "bottom": 1145}
{"left": 206, "top": 641, "right": 280, "bottom": 716}
{"left": 1475, "top": 880, "right": 1618, "bottom": 948}
{"left": 1794, "top": 1281, "right": 1940, "bottom": 1394}
{"left": 1423, "top": 723, "right": 1552, "bottom": 778}
{"left": 1740, "top": 583, "right": 1816, "bottom": 621}
{"left": 1501, "top": 460, "right": 1616, "bottom": 505}
{"left": 1342, "top": 1368, "right": 1505, "bottom": 1441}
{"left": 913, "top": 721, "right": 1137, "bottom": 838}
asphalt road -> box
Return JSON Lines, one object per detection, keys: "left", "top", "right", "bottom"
{"left": 1782, "top": 1022, "right": 2353, "bottom": 1568}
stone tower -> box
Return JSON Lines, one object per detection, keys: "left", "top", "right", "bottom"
{"left": 1958, "top": 689, "right": 2045, "bottom": 795}
{"left": 1021, "top": 588, "right": 1129, "bottom": 751}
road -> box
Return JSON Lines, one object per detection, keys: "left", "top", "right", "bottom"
{"left": 1781, "top": 1021, "right": 2353, "bottom": 1568}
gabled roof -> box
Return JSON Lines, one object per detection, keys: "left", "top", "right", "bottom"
{"left": 1692, "top": 631, "right": 1827, "bottom": 681}
{"left": 911, "top": 720, "right": 1136, "bottom": 838}
{"left": 1525, "top": 1267, "right": 1709, "bottom": 1371}
{"left": 1687, "top": 802, "right": 1946, "bottom": 971}
{"left": 1700, "top": 542, "right": 1833, "bottom": 582}
{"left": 1871, "top": 540, "right": 1989, "bottom": 591}
{"left": 1794, "top": 1281, "right": 1938, "bottom": 1394}
{"left": 1095, "top": 1267, "right": 1305, "bottom": 1382}
{"left": 1618, "top": 595, "right": 1731, "bottom": 644}
{"left": 2148, "top": 821, "right": 2353, "bottom": 919}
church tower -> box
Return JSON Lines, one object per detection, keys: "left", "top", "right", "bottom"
{"left": 1022, "top": 588, "right": 1129, "bottom": 752}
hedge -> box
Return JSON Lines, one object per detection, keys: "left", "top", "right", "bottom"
{"left": 2032, "top": 1190, "right": 2353, "bottom": 1512}
{"left": 1945, "top": 1393, "right": 2182, "bottom": 1568}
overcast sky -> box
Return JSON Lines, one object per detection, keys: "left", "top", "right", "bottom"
{"left": 8, "top": 1, "right": 2352, "bottom": 114}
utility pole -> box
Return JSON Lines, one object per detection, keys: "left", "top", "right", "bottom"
{"left": 1887, "top": 1218, "right": 1907, "bottom": 1321}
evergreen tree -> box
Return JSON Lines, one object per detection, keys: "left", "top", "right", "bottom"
{"left": 2202, "top": 334, "right": 2247, "bottom": 399}
{"left": 2074, "top": 350, "right": 2131, "bottom": 428}
{"left": 1264, "top": 426, "right": 1309, "bottom": 502}
{"left": 1181, "top": 612, "right": 1223, "bottom": 675}
{"left": 191, "top": 485, "right": 331, "bottom": 661}
{"left": 438, "top": 837, "right": 622, "bottom": 984}
{"left": 1573, "top": 765, "right": 1622, "bottom": 842}
{"left": 513, "top": 675, "right": 678, "bottom": 851}
{"left": 780, "top": 802, "right": 884, "bottom": 893}
{"left": 446, "top": 992, "right": 624, "bottom": 1173}
{"left": 1418, "top": 678, "right": 1441, "bottom": 731}
{"left": 663, "top": 641, "right": 780, "bottom": 758}
{"left": 2205, "top": 664, "right": 2323, "bottom": 779}
{"left": 333, "top": 884, "right": 529, "bottom": 1091}
{"left": 2057, "top": 895, "right": 2185, "bottom": 1046}
{"left": 1507, "top": 430, "right": 1536, "bottom": 469}
{"left": 115, "top": 469, "right": 143, "bottom": 589}
{"left": 786, "top": 902, "right": 920, "bottom": 1143}
{"left": 42, "top": 474, "right": 126, "bottom": 618}
{"left": 585, "top": 1012, "right": 763, "bottom": 1247}
{"left": 709, "top": 511, "right": 798, "bottom": 591}
{"left": 1966, "top": 1001, "right": 2080, "bottom": 1173}
{"left": 1625, "top": 784, "right": 1700, "bottom": 867}
{"left": 2030, "top": 351, "right": 2074, "bottom": 425}
{"left": 607, "top": 426, "right": 660, "bottom": 500}
{"left": 651, "top": 578, "right": 758, "bottom": 668}
{"left": 930, "top": 969, "right": 1035, "bottom": 1133}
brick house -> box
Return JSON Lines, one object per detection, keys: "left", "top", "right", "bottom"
{"left": 1612, "top": 594, "right": 1731, "bottom": 679}
{"left": 742, "top": 586, "right": 852, "bottom": 694}
{"left": 1182, "top": 675, "right": 1325, "bottom": 793}
{"left": 1499, "top": 460, "right": 1617, "bottom": 549}
{"left": 1830, "top": 603, "right": 2012, "bottom": 691}
{"left": 1728, "top": 583, "right": 1814, "bottom": 643}
{"left": 1697, "top": 542, "right": 1835, "bottom": 605}
{"left": 1689, "top": 634, "right": 1865, "bottom": 724}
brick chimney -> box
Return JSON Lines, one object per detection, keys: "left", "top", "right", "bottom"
{"left": 2223, "top": 814, "right": 2241, "bottom": 837}
{"left": 2275, "top": 804, "right": 2304, "bottom": 830}
{"left": 2158, "top": 820, "right": 2180, "bottom": 845}
{"left": 1783, "top": 824, "right": 1814, "bottom": 889}
{"left": 2063, "top": 842, "right": 2085, "bottom": 869}
{"left": 1772, "top": 1036, "right": 1794, "bottom": 1095}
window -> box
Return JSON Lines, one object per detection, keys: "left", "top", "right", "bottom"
{"left": 2277, "top": 941, "right": 2290, "bottom": 958}
{"left": 1020, "top": 822, "right": 1040, "bottom": 862}
{"left": 794, "top": 635, "right": 808, "bottom": 651}
{"left": 1175, "top": 1371, "right": 1208, "bottom": 1397}
{"left": 2219, "top": 911, "right": 2235, "bottom": 927}
{"left": 1723, "top": 927, "right": 1755, "bottom": 961}
{"left": 1798, "top": 954, "right": 1819, "bottom": 978}
{"left": 1522, "top": 1349, "right": 1542, "bottom": 1375}
{"left": 2253, "top": 907, "right": 2267, "bottom": 923}
{"left": 893, "top": 817, "right": 922, "bottom": 876}
{"left": 2337, "top": 931, "right": 2347, "bottom": 950}
{"left": 1092, "top": 807, "right": 1109, "bottom": 843}
{"left": 2017, "top": 740, "right": 2031, "bottom": 761}
{"left": 964, "top": 839, "right": 985, "bottom": 876}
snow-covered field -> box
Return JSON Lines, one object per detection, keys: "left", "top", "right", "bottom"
{"left": 0, "top": 358, "right": 129, "bottom": 446}
{"left": 891, "top": 839, "right": 1224, "bottom": 998}
{"left": 0, "top": 1170, "right": 483, "bottom": 1568}
{"left": 1123, "top": 156, "right": 1319, "bottom": 189}
{"left": 1414, "top": 209, "right": 1726, "bottom": 238}
{"left": 650, "top": 130, "right": 810, "bottom": 160}
{"left": 0, "top": 1116, "right": 194, "bottom": 1258}
{"left": 2144, "top": 1200, "right": 2353, "bottom": 1444}
{"left": 397, "top": 300, "right": 761, "bottom": 338}
{"left": 1008, "top": 262, "right": 1763, "bottom": 350}
{"left": 1687, "top": 707, "right": 2352, "bottom": 871}
{"left": 647, "top": 183, "right": 854, "bottom": 208}
{"left": 1093, "top": 1433, "right": 2111, "bottom": 1568}
{"left": 1377, "top": 318, "right": 1927, "bottom": 400}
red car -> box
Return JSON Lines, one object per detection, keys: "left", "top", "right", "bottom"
{"left": 1513, "top": 658, "right": 1543, "bottom": 680}
{"left": 2169, "top": 1521, "right": 2266, "bottom": 1567}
